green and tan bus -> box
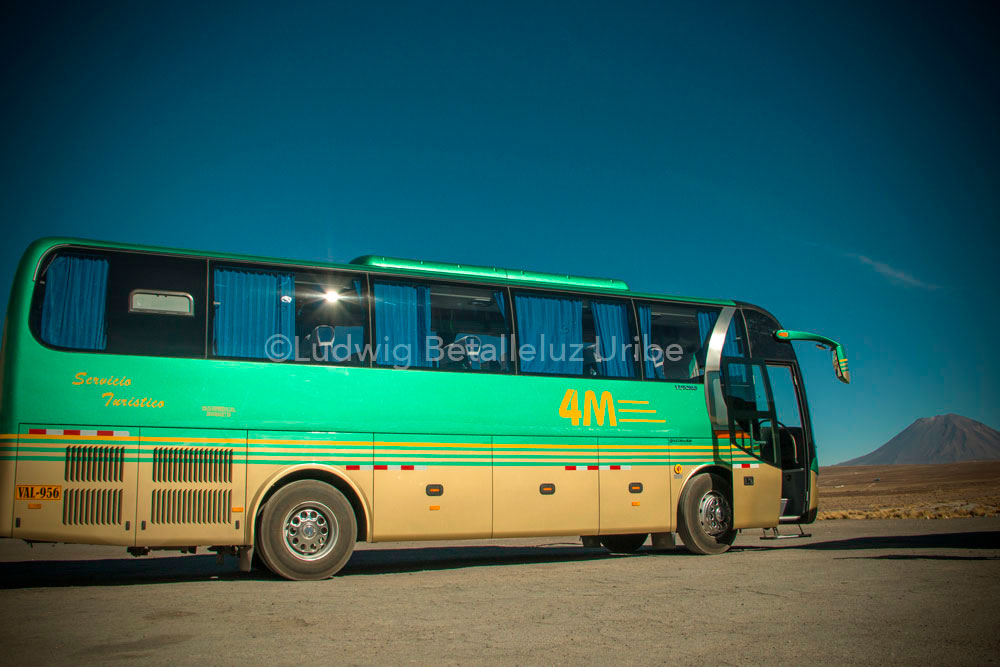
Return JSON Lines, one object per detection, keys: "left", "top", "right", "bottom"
{"left": 0, "top": 238, "right": 849, "bottom": 579}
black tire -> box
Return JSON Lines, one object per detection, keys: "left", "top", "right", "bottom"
{"left": 253, "top": 504, "right": 279, "bottom": 577}
{"left": 250, "top": 543, "right": 271, "bottom": 574}
{"left": 677, "top": 473, "right": 737, "bottom": 555}
{"left": 256, "top": 480, "right": 357, "bottom": 580}
{"left": 600, "top": 533, "right": 649, "bottom": 554}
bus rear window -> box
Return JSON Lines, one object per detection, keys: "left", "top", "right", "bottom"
{"left": 32, "top": 249, "right": 207, "bottom": 358}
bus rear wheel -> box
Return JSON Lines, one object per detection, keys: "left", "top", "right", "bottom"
{"left": 677, "top": 473, "right": 737, "bottom": 555}
{"left": 600, "top": 533, "right": 649, "bottom": 554}
{"left": 256, "top": 480, "right": 357, "bottom": 580}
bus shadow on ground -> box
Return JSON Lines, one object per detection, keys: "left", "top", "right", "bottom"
{"left": 739, "top": 530, "right": 1000, "bottom": 556}
{"left": 0, "top": 554, "right": 251, "bottom": 589}
{"left": 342, "top": 543, "right": 644, "bottom": 576}
{"left": 0, "top": 544, "right": 655, "bottom": 588}
{"left": 4, "top": 531, "right": 998, "bottom": 587}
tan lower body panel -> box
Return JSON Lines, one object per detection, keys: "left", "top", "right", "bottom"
{"left": 0, "top": 458, "right": 14, "bottom": 537}
{"left": 808, "top": 469, "right": 818, "bottom": 514}
{"left": 493, "top": 466, "right": 598, "bottom": 538}
{"left": 13, "top": 425, "right": 138, "bottom": 546}
{"left": 373, "top": 465, "right": 491, "bottom": 541}
{"left": 136, "top": 427, "right": 246, "bottom": 547}
{"left": 732, "top": 462, "right": 782, "bottom": 529}
{"left": 599, "top": 466, "right": 671, "bottom": 534}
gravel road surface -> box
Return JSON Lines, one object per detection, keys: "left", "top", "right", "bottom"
{"left": 1, "top": 517, "right": 998, "bottom": 665}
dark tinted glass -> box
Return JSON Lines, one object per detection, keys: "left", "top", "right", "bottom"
{"left": 290, "top": 270, "right": 368, "bottom": 365}
{"left": 209, "top": 263, "right": 369, "bottom": 366}
{"left": 373, "top": 280, "right": 511, "bottom": 372}
{"left": 31, "top": 249, "right": 207, "bottom": 358}
{"left": 514, "top": 292, "right": 637, "bottom": 378}
{"left": 106, "top": 253, "right": 206, "bottom": 357}
{"left": 743, "top": 309, "right": 796, "bottom": 361}
{"left": 638, "top": 303, "right": 721, "bottom": 381}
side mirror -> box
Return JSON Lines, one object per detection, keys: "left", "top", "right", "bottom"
{"left": 775, "top": 329, "right": 850, "bottom": 385}
{"left": 832, "top": 345, "right": 850, "bottom": 384}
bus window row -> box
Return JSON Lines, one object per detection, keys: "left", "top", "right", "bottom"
{"left": 31, "top": 249, "right": 748, "bottom": 381}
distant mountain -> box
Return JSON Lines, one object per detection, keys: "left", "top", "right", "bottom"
{"left": 839, "top": 414, "right": 1000, "bottom": 465}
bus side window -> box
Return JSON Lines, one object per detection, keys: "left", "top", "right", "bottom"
{"left": 636, "top": 302, "right": 730, "bottom": 382}
{"left": 373, "top": 280, "right": 512, "bottom": 373}
{"left": 514, "top": 293, "right": 637, "bottom": 378}
{"left": 211, "top": 264, "right": 368, "bottom": 366}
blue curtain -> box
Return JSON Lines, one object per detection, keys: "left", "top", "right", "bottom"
{"left": 591, "top": 301, "right": 634, "bottom": 378}
{"left": 41, "top": 255, "right": 108, "bottom": 350}
{"left": 352, "top": 278, "right": 362, "bottom": 297}
{"left": 637, "top": 305, "right": 664, "bottom": 380}
{"left": 515, "top": 294, "right": 583, "bottom": 375}
{"left": 213, "top": 268, "right": 295, "bottom": 359}
{"left": 374, "top": 282, "right": 432, "bottom": 368}
{"left": 493, "top": 290, "right": 506, "bottom": 322}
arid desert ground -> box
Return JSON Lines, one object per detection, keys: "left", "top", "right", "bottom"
{"left": 1, "top": 463, "right": 999, "bottom": 665}
{"left": 818, "top": 461, "right": 1000, "bottom": 519}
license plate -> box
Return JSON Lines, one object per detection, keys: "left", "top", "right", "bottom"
{"left": 16, "top": 485, "right": 62, "bottom": 501}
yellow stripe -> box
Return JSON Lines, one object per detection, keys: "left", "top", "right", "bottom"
{"left": 140, "top": 436, "right": 245, "bottom": 444}
{"left": 618, "top": 409, "right": 656, "bottom": 414}
{"left": 252, "top": 438, "right": 371, "bottom": 447}
{"left": 388, "top": 442, "right": 599, "bottom": 450}
{"left": 618, "top": 419, "right": 667, "bottom": 423}
{"left": 666, "top": 445, "right": 718, "bottom": 450}
{"left": 616, "top": 400, "right": 649, "bottom": 405}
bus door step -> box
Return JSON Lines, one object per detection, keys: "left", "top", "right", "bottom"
{"left": 760, "top": 525, "right": 811, "bottom": 540}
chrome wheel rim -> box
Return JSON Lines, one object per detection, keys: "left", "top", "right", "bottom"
{"left": 698, "top": 491, "right": 732, "bottom": 537}
{"left": 282, "top": 501, "right": 338, "bottom": 561}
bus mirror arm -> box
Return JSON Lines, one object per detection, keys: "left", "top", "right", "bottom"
{"left": 773, "top": 329, "right": 850, "bottom": 385}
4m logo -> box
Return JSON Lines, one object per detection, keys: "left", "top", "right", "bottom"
{"left": 558, "top": 390, "right": 665, "bottom": 427}
{"left": 558, "top": 389, "right": 617, "bottom": 427}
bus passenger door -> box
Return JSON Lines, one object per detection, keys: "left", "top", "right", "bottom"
{"left": 721, "top": 361, "right": 782, "bottom": 529}
{"left": 135, "top": 428, "right": 247, "bottom": 547}
{"left": 766, "top": 363, "right": 812, "bottom": 521}
{"left": 492, "top": 436, "right": 599, "bottom": 538}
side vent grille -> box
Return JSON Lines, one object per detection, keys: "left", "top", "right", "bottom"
{"left": 62, "top": 488, "right": 123, "bottom": 525}
{"left": 64, "top": 446, "right": 125, "bottom": 482}
{"left": 151, "top": 489, "right": 232, "bottom": 525}
{"left": 152, "top": 448, "right": 233, "bottom": 483}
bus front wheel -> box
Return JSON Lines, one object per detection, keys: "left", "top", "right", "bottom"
{"left": 257, "top": 480, "right": 357, "bottom": 580}
{"left": 677, "top": 473, "right": 737, "bottom": 555}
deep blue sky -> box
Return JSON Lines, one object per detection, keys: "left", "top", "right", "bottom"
{"left": 2, "top": 2, "right": 997, "bottom": 463}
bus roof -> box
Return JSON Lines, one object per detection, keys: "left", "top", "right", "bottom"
{"left": 22, "top": 237, "right": 735, "bottom": 306}
{"left": 351, "top": 255, "right": 631, "bottom": 291}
